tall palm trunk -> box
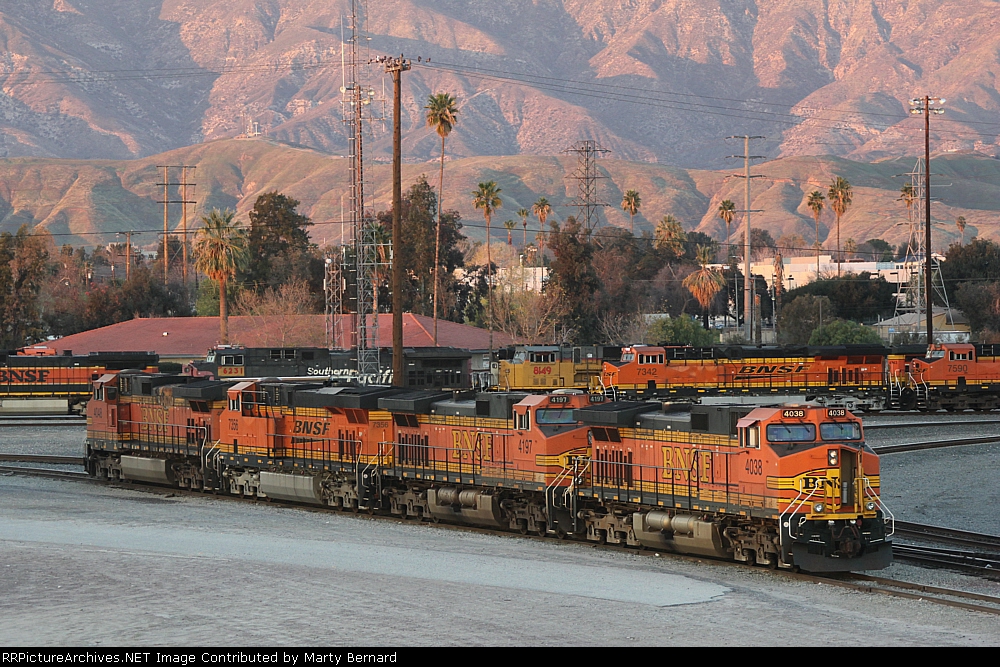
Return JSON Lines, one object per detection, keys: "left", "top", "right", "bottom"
{"left": 433, "top": 135, "right": 445, "bottom": 345}
{"left": 219, "top": 275, "right": 229, "bottom": 344}
{"left": 487, "top": 214, "right": 493, "bottom": 351}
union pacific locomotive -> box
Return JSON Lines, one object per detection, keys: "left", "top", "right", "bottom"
{"left": 85, "top": 371, "right": 893, "bottom": 572}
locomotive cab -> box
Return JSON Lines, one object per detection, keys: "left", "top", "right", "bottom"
{"left": 737, "top": 406, "right": 892, "bottom": 572}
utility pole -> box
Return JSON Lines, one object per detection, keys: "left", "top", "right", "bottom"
{"left": 156, "top": 165, "right": 197, "bottom": 286}
{"left": 727, "top": 135, "right": 765, "bottom": 341}
{"left": 125, "top": 231, "right": 136, "bottom": 281}
{"left": 180, "top": 166, "right": 197, "bottom": 287}
{"left": 382, "top": 54, "right": 411, "bottom": 387}
{"left": 910, "top": 96, "right": 945, "bottom": 343}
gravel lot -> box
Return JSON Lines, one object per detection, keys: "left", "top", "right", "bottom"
{"left": 2, "top": 419, "right": 999, "bottom": 645}
{"left": 1, "top": 474, "right": 998, "bottom": 646}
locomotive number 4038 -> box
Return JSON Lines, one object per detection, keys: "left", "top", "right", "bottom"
{"left": 745, "top": 458, "right": 763, "bottom": 475}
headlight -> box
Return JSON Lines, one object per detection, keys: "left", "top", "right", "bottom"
{"left": 813, "top": 503, "right": 825, "bottom": 513}
{"left": 865, "top": 502, "right": 876, "bottom": 511}
{"left": 828, "top": 449, "right": 839, "bottom": 466}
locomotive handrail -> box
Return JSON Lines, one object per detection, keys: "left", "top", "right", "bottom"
{"left": 862, "top": 476, "right": 894, "bottom": 537}
{"left": 264, "top": 432, "right": 365, "bottom": 465}
{"left": 119, "top": 419, "right": 208, "bottom": 451}
{"left": 778, "top": 485, "right": 821, "bottom": 542}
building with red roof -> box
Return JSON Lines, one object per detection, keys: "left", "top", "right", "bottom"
{"left": 49, "top": 314, "right": 513, "bottom": 364}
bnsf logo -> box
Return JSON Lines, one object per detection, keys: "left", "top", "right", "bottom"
{"left": 293, "top": 420, "right": 330, "bottom": 436}
{"left": 0, "top": 369, "right": 52, "bottom": 383}
{"left": 736, "top": 365, "right": 807, "bottom": 374}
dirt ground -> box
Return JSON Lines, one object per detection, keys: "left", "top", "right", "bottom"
{"left": 1, "top": 474, "right": 998, "bottom": 646}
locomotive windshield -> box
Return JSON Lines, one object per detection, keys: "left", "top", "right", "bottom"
{"left": 535, "top": 408, "right": 577, "bottom": 425}
{"left": 766, "top": 423, "right": 816, "bottom": 443}
{"left": 621, "top": 352, "right": 635, "bottom": 362}
{"left": 820, "top": 422, "right": 862, "bottom": 440}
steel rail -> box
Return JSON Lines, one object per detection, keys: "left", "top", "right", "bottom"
{"left": 895, "top": 521, "right": 1000, "bottom": 551}
{"left": 0, "top": 454, "right": 84, "bottom": 465}
{"left": 872, "top": 436, "right": 1000, "bottom": 454}
{"left": 863, "top": 419, "right": 1000, "bottom": 430}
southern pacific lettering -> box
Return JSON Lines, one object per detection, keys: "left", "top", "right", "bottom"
{"left": 0, "top": 369, "right": 52, "bottom": 383}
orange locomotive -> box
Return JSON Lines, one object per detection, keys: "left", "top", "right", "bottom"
{"left": 901, "top": 342, "right": 1000, "bottom": 410}
{"left": 1, "top": 347, "right": 158, "bottom": 410}
{"left": 86, "top": 372, "right": 893, "bottom": 572}
{"left": 600, "top": 344, "right": 889, "bottom": 412}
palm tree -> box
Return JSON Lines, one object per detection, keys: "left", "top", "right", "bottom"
{"left": 683, "top": 245, "right": 725, "bottom": 329}
{"left": 517, "top": 207, "right": 529, "bottom": 246}
{"left": 370, "top": 221, "right": 392, "bottom": 314}
{"left": 503, "top": 219, "right": 516, "bottom": 245}
{"left": 899, "top": 183, "right": 916, "bottom": 223}
{"left": 827, "top": 177, "right": 853, "bottom": 277}
{"left": 473, "top": 181, "right": 503, "bottom": 351}
{"left": 844, "top": 238, "right": 858, "bottom": 261}
{"left": 621, "top": 189, "right": 641, "bottom": 235}
{"left": 807, "top": 191, "right": 825, "bottom": 278}
{"left": 718, "top": 199, "right": 736, "bottom": 258}
{"left": 425, "top": 92, "right": 459, "bottom": 346}
{"left": 532, "top": 197, "right": 552, "bottom": 253}
{"left": 194, "top": 209, "right": 249, "bottom": 344}
{"left": 654, "top": 215, "right": 686, "bottom": 258}
{"left": 956, "top": 216, "right": 967, "bottom": 246}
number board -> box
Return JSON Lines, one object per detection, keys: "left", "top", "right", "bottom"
{"left": 827, "top": 408, "right": 847, "bottom": 418}
{"left": 549, "top": 395, "right": 569, "bottom": 404}
{"left": 782, "top": 409, "right": 806, "bottom": 418}
{"left": 589, "top": 394, "right": 605, "bottom": 403}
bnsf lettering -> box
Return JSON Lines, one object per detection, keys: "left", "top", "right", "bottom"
{"left": 736, "top": 365, "right": 806, "bottom": 375}
{"left": 0, "top": 369, "right": 52, "bottom": 383}
{"left": 293, "top": 420, "right": 331, "bottom": 436}
{"left": 450, "top": 429, "right": 494, "bottom": 459}
{"left": 661, "top": 446, "right": 712, "bottom": 483}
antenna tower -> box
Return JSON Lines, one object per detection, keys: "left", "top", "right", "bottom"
{"left": 342, "top": 1, "right": 381, "bottom": 382}
{"left": 325, "top": 247, "right": 346, "bottom": 350}
{"left": 564, "top": 140, "right": 610, "bottom": 231}
{"left": 892, "top": 159, "right": 952, "bottom": 341}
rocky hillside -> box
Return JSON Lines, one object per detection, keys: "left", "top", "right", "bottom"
{"left": 1, "top": 138, "right": 995, "bottom": 255}
{"left": 0, "top": 1, "right": 998, "bottom": 168}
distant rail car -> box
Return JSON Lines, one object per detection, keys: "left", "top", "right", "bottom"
{"left": 186, "top": 345, "right": 474, "bottom": 389}
{"left": 600, "top": 344, "right": 890, "bottom": 411}
{"left": 0, "top": 348, "right": 158, "bottom": 412}
{"left": 86, "top": 370, "right": 892, "bottom": 572}
{"left": 493, "top": 345, "right": 621, "bottom": 391}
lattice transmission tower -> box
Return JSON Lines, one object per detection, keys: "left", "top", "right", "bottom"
{"left": 563, "top": 140, "right": 610, "bottom": 231}
{"left": 893, "top": 158, "right": 953, "bottom": 340}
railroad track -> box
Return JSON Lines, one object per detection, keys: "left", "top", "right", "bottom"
{"left": 0, "top": 454, "right": 84, "bottom": 465}
{"left": 872, "top": 436, "right": 1000, "bottom": 454}
{"left": 0, "top": 415, "right": 86, "bottom": 427}
{"left": 0, "top": 465, "right": 90, "bottom": 481}
{"left": 2, "top": 463, "right": 999, "bottom": 617}
{"left": 808, "top": 573, "right": 1000, "bottom": 616}
{"left": 891, "top": 545, "right": 1000, "bottom": 579}
{"left": 864, "top": 419, "right": 1000, "bottom": 430}
{"left": 895, "top": 521, "right": 1000, "bottom": 551}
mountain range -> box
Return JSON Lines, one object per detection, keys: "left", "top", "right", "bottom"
{"left": 1, "top": 1, "right": 998, "bottom": 168}
{"left": 1, "top": 138, "right": 995, "bottom": 255}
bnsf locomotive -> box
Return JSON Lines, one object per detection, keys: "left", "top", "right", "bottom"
{"left": 85, "top": 371, "right": 893, "bottom": 572}
{"left": 1, "top": 346, "right": 157, "bottom": 411}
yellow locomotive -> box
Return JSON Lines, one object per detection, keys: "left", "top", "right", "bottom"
{"left": 493, "top": 345, "right": 617, "bottom": 391}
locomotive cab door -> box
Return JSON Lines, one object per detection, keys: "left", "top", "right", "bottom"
{"left": 737, "top": 423, "right": 765, "bottom": 509}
